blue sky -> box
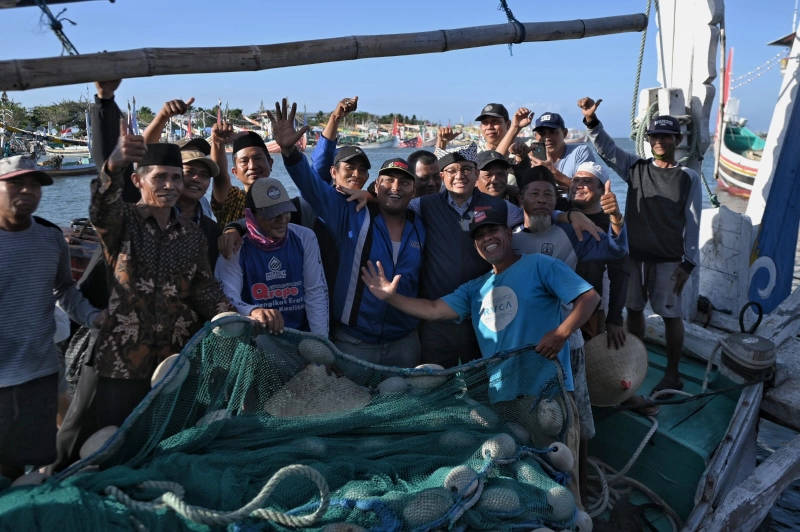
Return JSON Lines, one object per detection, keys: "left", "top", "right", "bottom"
{"left": 0, "top": 0, "right": 794, "bottom": 135}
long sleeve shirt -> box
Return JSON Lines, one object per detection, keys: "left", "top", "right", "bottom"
{"left": 0, "top": 218, "right": 99, "bottom": 386}
{"left": 215, "top": 224, "right": 329, "bottom": 336}
{"left": 91, "top": 95, "right": 140, "bottom": 203}
{"left": 89, "top": 164, "right": 233, "bottom": 379}
{"left": 585, "top": 118, "right": 702, "bottom": 266}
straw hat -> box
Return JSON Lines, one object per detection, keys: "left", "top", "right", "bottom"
{"left": 584, "top": 333, "right": 648, "bottom": 406}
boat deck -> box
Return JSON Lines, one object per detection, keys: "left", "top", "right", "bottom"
{"left": 591, "top": 345, "right": 741, "bottom": 530}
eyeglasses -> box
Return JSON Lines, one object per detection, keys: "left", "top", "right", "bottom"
{"left": 443, "top": 166, "right": 475, "bottom": 177}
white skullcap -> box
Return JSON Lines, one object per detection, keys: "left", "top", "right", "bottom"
{"left": 574, "top": 161, "right": 608, "bottom": 184}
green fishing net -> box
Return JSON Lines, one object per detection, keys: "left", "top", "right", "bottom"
{"left": 0, "top": 315, "right": 578, "bottom": 531}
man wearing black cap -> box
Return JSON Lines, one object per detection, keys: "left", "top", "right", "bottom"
{"left": 403, "top": 151, "right": 524, "bottom": 368}
{"left": 361, "top": 206, "right": 599, "bottom": 399}
{"left": 498, "top": 108, "right": 595, "bottom": 194}
{"left": 269, "top": 99, "right": 426, "bottom": 377}
{"left": 578, "top": 97, "right": 702, "bottom": 397}
{"left": 475, "top": 149, "right": 521, "bottom": 203}
{"left": 210, "top": 128, "right": 274, "bottom": 229}
{"left": 81, "top": 123, "right": 233, "bottom": 427}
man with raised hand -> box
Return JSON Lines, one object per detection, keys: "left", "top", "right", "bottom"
{"left": 361, "top": 206, "right": 599, "bottom": 402}
{"left": 578, "top": 96, "right": 702, "bottom": 398}
{"left": 269, "top": 99, "right": 425, "bottom": 380}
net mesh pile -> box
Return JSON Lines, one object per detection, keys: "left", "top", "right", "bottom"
{"left": 0, "top": 315, "right": 578, "bottom": 531}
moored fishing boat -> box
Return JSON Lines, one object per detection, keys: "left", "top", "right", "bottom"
{"left": 44, "top": 144, "right": 91, "bottom": 157}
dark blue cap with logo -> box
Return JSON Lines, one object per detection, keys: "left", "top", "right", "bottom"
{"left": 379, "top": 158, "right": 417, "bottom": 180}
{"left": 334, "top": 145, "right": 371, "bottom": 168}
{"left": 646, "top": 115, "right": 681, "bottom": 135}
{"left": 475, "top": 150, "right": 511, "bottom": 170}
{"left": 534, "top": 112, "right": 566, "bottom": 130}
{"left": 469, "top": 208, "right": 507, "bottom": 238}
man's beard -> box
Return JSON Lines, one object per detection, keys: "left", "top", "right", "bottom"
{"left": 527, "top": 214, "right": 552, "bottom": 233}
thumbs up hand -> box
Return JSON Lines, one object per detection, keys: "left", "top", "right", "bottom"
{"left": 600, "top": 179, "right": 622, "bottom": 221}
{"left": 107, "top": 117, "right": 147, "bottom": 173}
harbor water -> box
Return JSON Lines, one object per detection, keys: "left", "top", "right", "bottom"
{"left": 34, "top": 138, "right": 800, "bottom": 530}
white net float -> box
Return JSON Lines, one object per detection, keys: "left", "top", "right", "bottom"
{"left": 210, "top": 311, "right": 249, "bottom": 338}
{"left": 480, "top": 433, "right": 517, "bottom": 460}
{"left": 377, "top": 376, "right": 409, "bottom": 395}
{"left": 407, "top": 364, "right": 447, "bottom": 391}
{"left": 546, "top": 484, "right": 575, "bottom": 522}
{"left": 505, "top": 421, "right": 531, "bottom": 443}
{"left": 575, "top": 510, "right": 594, "bottom": 532}
{"left": 547, "top": 441, "right": 574, "bottom": 473}
{"left": 151, "top": 353, "right": 190, "bottom": 394}
{"left": 298, "top": 338, "right": 336, "bottom": 365}
{"left": 79, "top": 425, "right": 121, "bottom": 460}
{"left": 476, "top": 486, "right": 521, "bottom": 514}
{"left": 536, "top": 398, "right": 565, "bottom": 437}
{"left": 402, "top": 487, "right": 454, "bottom": 527}
{"left": 443, "top": 465, "right": 479, "bottom": 498}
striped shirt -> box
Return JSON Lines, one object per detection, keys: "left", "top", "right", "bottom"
{"left": 0, "top": 218, "right": 99, "bottom": 387}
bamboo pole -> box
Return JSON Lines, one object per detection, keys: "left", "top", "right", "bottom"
{"left": 0, "top": 14, "right": 647, "bottom": 91}
{"left": 0, "top": 0, "right": 106, "bottom": 9}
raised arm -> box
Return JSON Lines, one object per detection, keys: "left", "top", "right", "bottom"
{"left": 142, "top": 97, "right": 195, "bottom": 144}
{"left": 435, "top": 126, "right": 460, "bottom": 151}
{"left": 209, "top": 121, "right": 238, "bottom": 205}
{"left": 313, "top": 96, "right": 358, "bottom": 183}
{"left": 361, "top": 261, "right": 458, "bottom": 321}
{"left": 90, "top": 118, "right": 147, "bottom": 258}
{"left": 268, "top": 99, "right": 349, "bottom": 231}
{"left": 496, "top": 108, "right": 533, "bottom": 157}
{"left": 578, "top": 97, "right": 640, "bottom": 182}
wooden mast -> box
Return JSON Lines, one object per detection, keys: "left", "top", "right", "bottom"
{"left": 0, "top": 14, "right": 647, "bottom": 91}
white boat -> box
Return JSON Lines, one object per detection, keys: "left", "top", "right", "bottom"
{"left": 357, "top": 135, "right": 399, "bottom": 149}
{"left": 45, "top": 145, "right": 91, "bottom": 157}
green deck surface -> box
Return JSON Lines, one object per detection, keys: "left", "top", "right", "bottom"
{"left": 589, "top": 345, "right": 741, "bottom": 530}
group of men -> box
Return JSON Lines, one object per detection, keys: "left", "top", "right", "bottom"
{"left": 0, "top": 81, "right": 701, "bottom": 503}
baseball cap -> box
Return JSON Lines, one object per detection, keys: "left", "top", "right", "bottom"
{"left": 245, "top": 178, "right": 297, "bottom": 219}
{"left": 574, "top": 161, "right": 608, "bottom": 185}
{"left": 378, "top": 158, "right": 416, "bottom": 181}
{"left": 333, "top": 146, "right": 371, "bottom": 168}
{"left": 437, "top": 152, "right": 472, "bottom": 171}
{"left": 475, "top": 103, "right": 510, "bottom": 121}
{"left": 0, "top": 155, "right": 53, "bottom": 185}
{"left": 180, "top": 149, "right": 220, "bottom": 177}
{"left": 176, "top": 137, "right": 212, "bottom": 155}
{"left": 534, "top": 112, "right": 566, "bottom": 130}
{"left": 475, "top": 150, "right": 511, "bottom": 170}
{"left": 468, "top": 208, "right": 507, "bottom": 238}
{"left": 646, "top": 115, "right": 681, "bottom": 136}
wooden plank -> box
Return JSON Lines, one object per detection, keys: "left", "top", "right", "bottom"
{"left": 0, "top": 14, "right": 647, "bottom": 91}
{"left": 761, "top": 337, "right": 800, "bottom": 432}
{"left": 755, "top": 287, "right": 800, "bottom": 348}
{"left": 698, "top": 432, "right": 800, "bottom": 532}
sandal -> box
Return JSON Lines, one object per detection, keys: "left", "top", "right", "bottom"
{"left": 624, "top": 395, "right": 661, "bottom": 417}
{"left": 650, "top": 376, "right": 684, "bottom": 400}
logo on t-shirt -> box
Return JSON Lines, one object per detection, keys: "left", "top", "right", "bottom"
{"left": 479, "top": 286, "right": 518, "bottom": 332}
{"left": 541, "top": 243, "right": 554, "bottom": 256}
{"left": 269, "top": 257, "right": 282, "bottom": 271}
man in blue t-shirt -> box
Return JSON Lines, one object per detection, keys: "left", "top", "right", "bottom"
{"left": 361, "top": 206, "right": 599, "bottom": 402}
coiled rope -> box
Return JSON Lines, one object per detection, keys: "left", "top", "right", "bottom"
{"left": 105, "top": 464, "right": 330, "bottom": 528}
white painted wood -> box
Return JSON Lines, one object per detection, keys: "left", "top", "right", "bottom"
{"left": 746, "top": 26, "right": 800, "bottom": 227}
{"left": 697, "top": 206, "right": 753, "bottom": 315}
{"left": 698, "top": 432, "right": 800, "bottom": 532}
{"left": 756, "top": 287, "right": 800, "bottom": 347}
{"left": 762, "top": 337, "right": 800, "bottom": 432}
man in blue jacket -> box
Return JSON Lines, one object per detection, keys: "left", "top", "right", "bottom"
{"left": 268, "top": 99, "right": 425, "bottom": 381}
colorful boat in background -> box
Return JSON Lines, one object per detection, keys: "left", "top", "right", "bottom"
{"left": 714, "top": 48, "right": 764, "bottom": 198}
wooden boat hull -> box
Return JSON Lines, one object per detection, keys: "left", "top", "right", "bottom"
{"left": 44, "top": 146, "right": 91, "bottom": 157}
{"left": 41, "top": 164, "right": 98, "bottom": 177}
{"left": 590, "top": 343, "right": 758, "bottom": 531}
{"left": 358, "top": 135, "right": 400, "bottom": 149}
{"left": 714, "top": 122, "right": 763, "bottom": 198}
